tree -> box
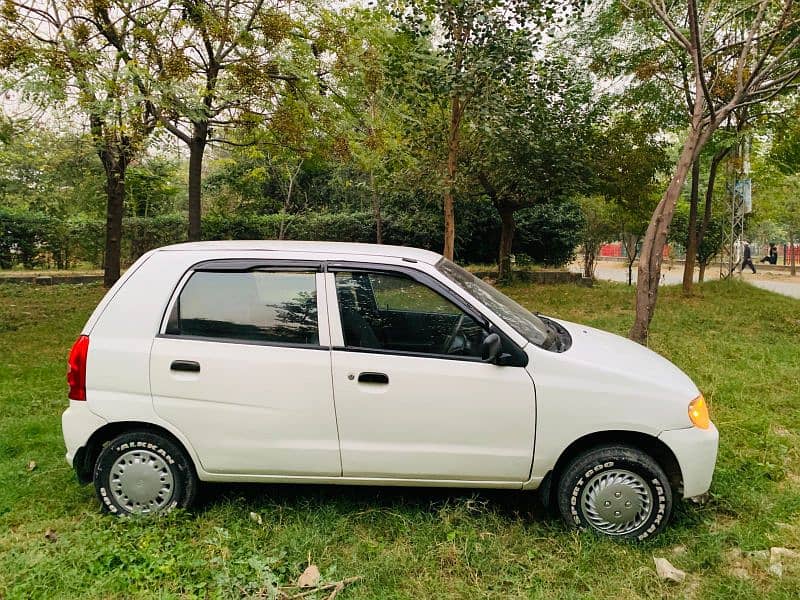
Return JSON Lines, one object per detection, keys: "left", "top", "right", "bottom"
{"left": 326, "top": 7, "right": 411, "bottom": 244}
{"left": 398, "top": 0, "right": 578, "bottom": 259}
{"left": 576, "top": 195, "right": 618, "bottom": 278}
{"left": 470, "top": 56, "right": 597, "bottom": 280}
{"left": 686, "top": 141, "right": 732, "bottom": 287}
{"left": 92, "top": 0, "right": 302, "bottom": 241}
{"left": 671, "top": 205, "right": 726, "bottom": 282}
{"left": 619, "top": 0, "right": 800, "bottom": 344}
{"left": 590, "top": 115, "right": 669, "bottom": 285}
{"left": 0, "top": 2, "right": 157, "bottom": 285}
{"left": 752, "top": 157, "right": 800, "bottom": 276}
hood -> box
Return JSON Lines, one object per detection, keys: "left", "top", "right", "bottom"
{"left": 553, "top": 319, "right": 700, "bottom": 401}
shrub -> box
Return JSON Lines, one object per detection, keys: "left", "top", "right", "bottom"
{"left": 0, "top": 203, "right": 583, "bottom": 270}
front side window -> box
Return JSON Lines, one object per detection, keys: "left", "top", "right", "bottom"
{"left": 334, "top": 271, "right": 486, "bottom": 358}
{"left": 168, "top": 270, "right": 319, "bottom": 345}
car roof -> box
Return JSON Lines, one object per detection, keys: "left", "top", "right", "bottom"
{"left": 157, "top": 240, "right": 444, "bottom": 265}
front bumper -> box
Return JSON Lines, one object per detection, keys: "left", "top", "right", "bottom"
{"left": 62, "top": 400, "right": 107, "bottom": 467}
{"left": 659, "top": 422, "right": 719, "bottom": 498}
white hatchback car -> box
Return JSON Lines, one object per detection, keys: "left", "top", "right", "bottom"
{"left": 62, "top": 241, "right": 718, "bottom": 539}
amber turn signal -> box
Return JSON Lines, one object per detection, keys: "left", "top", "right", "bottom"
{"left": 688, "top": 395, "right": 710, "bottom": 429}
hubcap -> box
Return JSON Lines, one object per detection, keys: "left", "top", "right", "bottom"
{"left": 580, "top": 469, "right": 653, "bottom": 535}
{"left": 109, "top": 449, "right": 175, "bottom": 514}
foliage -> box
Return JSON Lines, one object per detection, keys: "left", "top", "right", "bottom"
{"left": 670, "top": 208, "right": 726, "bottom": 269}
{"left": 513, "top": 201, "right": 584, "bottom": 267}
{"left": 466, "top": 53, "right": 598, "bottom": 276}
{"left": 576, "top": 195, "right": 618, "bottom": 278}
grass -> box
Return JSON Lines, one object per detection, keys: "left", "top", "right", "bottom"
{"left": 0, "top": 279, "right": 798, "bottom": 599}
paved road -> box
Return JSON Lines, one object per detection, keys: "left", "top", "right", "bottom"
{"left": 577, "top": 264, "right": 800, "bottom": 300}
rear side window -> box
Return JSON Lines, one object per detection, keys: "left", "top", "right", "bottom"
{"left": 167, "top": 271, "right": 319, "bottom": 346}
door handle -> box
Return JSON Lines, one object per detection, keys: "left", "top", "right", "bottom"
{"left": 171, "top": 360, "right": 200, "bottom": 373}
{"left": 357, "top": 372, "right": 389, "bottom": 384}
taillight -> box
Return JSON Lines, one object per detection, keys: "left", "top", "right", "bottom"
{"left": 67, "top": 335, "right": 89, "bottom": 401}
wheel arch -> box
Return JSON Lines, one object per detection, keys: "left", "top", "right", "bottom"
{"left": 74, "top": 421, "right": 197, "bottom": 484}
{"left": 538, "top": 430, "right": 683, "bottom": 509}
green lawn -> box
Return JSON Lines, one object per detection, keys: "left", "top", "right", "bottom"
{"left": 0, "top": 280, "right": 798, "bottom": 599}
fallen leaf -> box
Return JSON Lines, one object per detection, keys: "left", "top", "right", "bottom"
{"left": 249, "top": 511, "right": 262, "bottom": 525}
{"left": 297, "top": 564, "right": 321, "bottom": 588}
{"left": 746, "top": 550, "right": 769, "bottom": 561}
{"left": 27, "top": 460, "right": 37, "bottom": 472}
{"left": 653, "top": 557, "right": 686, "bottom": 583}
{"left": 671, "top": 545, "right": 687, "bottom": 556}
{"left": 44, "top": 529, "right": 57, "bottom": 543}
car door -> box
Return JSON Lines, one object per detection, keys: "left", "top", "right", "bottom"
{"left": 327, "top": 265, "right": 536, "bottom": 483}
{"left": 150, "top": 260, "right": 341, "bottom": 477}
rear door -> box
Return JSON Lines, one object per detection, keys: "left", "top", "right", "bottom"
{"left": 327, "top": 265, "right": 536, "bottom": 483}
{"left": 150, "top": 260, "right": 341, "bottom": 477}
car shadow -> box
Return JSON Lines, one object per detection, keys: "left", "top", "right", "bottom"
{"left": 195, "top": 480, "right": 553, "bottom": 523}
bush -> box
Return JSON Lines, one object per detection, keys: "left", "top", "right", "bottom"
{"left": 0, "top": 209, "right": 52, "bottom": 268}
{"left": 514, "top": 201, "right": 584, "bottom": 267}
{"left": 0, "top": 203, "right": 583, "bottom": 270}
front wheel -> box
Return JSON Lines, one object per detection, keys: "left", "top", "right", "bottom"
{"left": 556, "top": 444, "right": 672, "bottom": 540}
{"left": 94, "top": 431, "right": 198, "bottom": 516}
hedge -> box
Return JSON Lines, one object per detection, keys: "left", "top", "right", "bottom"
{"left": 0, "top": 204, "right": 580, "bottom": 270}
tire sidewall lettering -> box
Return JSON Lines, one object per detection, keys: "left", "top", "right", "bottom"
{"left": 97, "top": 434, "right": 185, "bottom": 517}
{"left": 567, "top": 458, "right": 668, "bottom": 540}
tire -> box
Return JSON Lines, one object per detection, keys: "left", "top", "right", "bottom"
{"left": 94, "top": 431, "right": 198, "bottom": 516}
{"left": 556, "top": 444, "right": 672, "bottom": 541}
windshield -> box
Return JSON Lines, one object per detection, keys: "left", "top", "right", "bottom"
{"left": 436, "top": 259, "right": 550, "bottom": 347}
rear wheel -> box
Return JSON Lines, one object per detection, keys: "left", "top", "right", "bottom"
{"left": 94, "top": 431, "right": 197, "bottom": 516}
{"left": 556, "top": 444, "right": 672, "bottom": 540}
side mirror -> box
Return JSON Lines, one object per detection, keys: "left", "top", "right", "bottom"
{"left": 481, "top": 333, "right": 502, "bottom": 363}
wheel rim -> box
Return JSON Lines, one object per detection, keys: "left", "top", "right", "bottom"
{"left": 580, "top": 469, "right": 653, "bottom": 535}
{"left": 109, "top": 449, "right": 175, "bottom": 514}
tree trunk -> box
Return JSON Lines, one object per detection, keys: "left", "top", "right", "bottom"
{"left": 682, "top": 159, "right": 701, "bottom": 295}
{"left": 622, "top": 231, "right": 640, "bottom": 286}
{"left": 630, "top": 127, "right": 704, "bottom": 345}
{"left": 697, "top": 146, "right": 729, "bottom": 250}
{"left": 370, "top": 169, "right": 382, "bottom": 244}
{"left": 102, "top": 156, "right": 126, "bottom": 288}
{"left": 583, "top": 245, "right": 596, "bottom": 279}
{"left": 497, "top": 209, "right": 515, "bottom": 282}
{"left": 698, "top": 262, "right": 706, "bottom": 282}
{"left": 443, "top": 96, "right": 461, "bottom": 260}
{"left": 187, "top": 124, "right": 208, "bottom": 242}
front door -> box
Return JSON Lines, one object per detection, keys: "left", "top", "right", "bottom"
{"left": 327, "top": 267, "right": 536, "bottom": 482}
{"left": 150, "top": 264, "right": 340, "bottom": 476}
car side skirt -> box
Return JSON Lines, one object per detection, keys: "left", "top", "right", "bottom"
{"left": 196, "top": 472, "right": 532, "bottom": 490}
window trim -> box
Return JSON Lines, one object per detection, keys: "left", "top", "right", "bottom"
{"left": 327, "top": 261, "right": 528, "bottom": 366}
{"left": 331, "top": 344, "right": 488, "bottom": 362}
{"left": 158, "top": 259, "right": 327, "bottom": 349}
{"left": 155, "top": 332, "right": 329, "bottom": 351}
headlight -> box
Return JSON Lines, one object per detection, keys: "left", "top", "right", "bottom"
{"left": 688, "top": 394, "right": 710, "bottom": 429}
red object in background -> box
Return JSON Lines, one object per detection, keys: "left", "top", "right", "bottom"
{"left": 598, "top": 242, "right": 672, "bottom": 258}
{"left": 599, "top": 242, "right": 622, "bottom": 257}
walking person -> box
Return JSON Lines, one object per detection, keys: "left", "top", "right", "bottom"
{"left": 741, "top": 240, "right": 756, "bottom": 274}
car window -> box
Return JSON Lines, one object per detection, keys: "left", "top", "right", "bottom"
{"left": 334, "top": 271, "right": 486, "bottom": 358}
{"left": 168, "top": 270, "right": 319, "bottom": 345}
{"left": 370, "top": 272, "right": 459, "bottom": 314}
{"left": 436, "top": 258, "right": 550, "bottom": 347}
